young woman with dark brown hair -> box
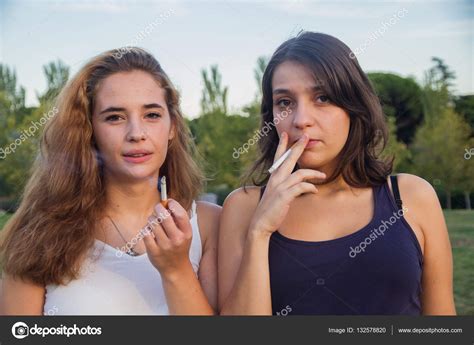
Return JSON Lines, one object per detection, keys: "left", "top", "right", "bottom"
{"left": 218, "top": 32, "right": 455, "bottom": 315}
{"left": 0, "top": 47, "right": 220, "bottom": 315}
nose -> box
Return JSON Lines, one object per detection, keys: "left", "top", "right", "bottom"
{"left": 126, "top": 118, "right": 147, "bottom": 142}
{"left": 292, "top": 101, "right": 315, "bottom": 130}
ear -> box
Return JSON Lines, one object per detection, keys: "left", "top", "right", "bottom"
{"left": 168, "top": 121, "right": 176, "bottom": 141}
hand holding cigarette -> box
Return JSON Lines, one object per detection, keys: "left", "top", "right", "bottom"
{"left": 249, "top": 132, "right": 327, "bottom": 237}
{"left": 143, "top": 176, "right": 194, "bottom": 276}
{"left": 144, "top": 197, "right": 194, "bottom": 278}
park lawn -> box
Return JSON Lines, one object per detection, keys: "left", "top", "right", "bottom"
{"left": 444, "top": 210, "right": 474, "bottom": 316}
{"left": 0, "top": 210, "right": 472, "bottom": 314}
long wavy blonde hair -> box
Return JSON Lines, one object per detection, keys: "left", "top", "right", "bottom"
{"left": 0, "top": 47, "right": 204, "bottom": 286}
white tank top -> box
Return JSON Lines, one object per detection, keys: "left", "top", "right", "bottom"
{"left": 43, "top": 201, "right": 202, "bottom": 315}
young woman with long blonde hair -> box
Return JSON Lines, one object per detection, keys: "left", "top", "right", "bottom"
{"left": 0, "top": 47, "right": 220, "bottom": 315}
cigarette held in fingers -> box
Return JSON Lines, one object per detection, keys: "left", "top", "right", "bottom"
{"left": 268, "top": 139, "right": 302, "bottom": 174}
{"left": 268, "top": 148, "right": 293, "bottom": 174}
{"left": 159, "top": 176, "right": 168, "bottom": 208}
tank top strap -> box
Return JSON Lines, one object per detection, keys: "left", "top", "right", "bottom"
{"left": 376, "top": 175, "right": 405, "bottom": 216}
{"left": 259, "top": 185, "right": 266, "bottom": 200}
{"left": 191, "top": 199, "right": 197, "bottom": 218}
{"left": 188, "top": 200, "right": 202, "bottom": 271}
{"left": 390, "top": 175, "right": 403, "bottom": 210}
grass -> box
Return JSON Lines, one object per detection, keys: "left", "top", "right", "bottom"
{"left": 0, "top": 210, "right": 472, "bottom": 314}
{"left": 444, "top": 210, "right": 474, "bottom": 316}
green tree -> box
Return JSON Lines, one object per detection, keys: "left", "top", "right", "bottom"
{"left": 242, "top": 56, "right": 269, "bottom": 120}
{"left": 421, "top": 57, "right": 456, "bottom": 125}
{"left": 381, "top": 116, "right": 411, "bottom": 172}
{"left": 368, "top": 72, "right": 423, "bottom": 144}
{"left": 411, "top": 108, "right": 471, "bottom": 209}
{"left": 192, "top": 60, "right": 269, "bottom": 198}
{"left": 0, "top": 64, "right": 26, "bottom": 114}
{"left": 200, "top": 65, "right": 228, "bottom": 115}
{"left": 0, "top": 61, "right": 68, "bottom": 199}
{"left": 460, "top": 142, "right": 474, "bottom": 209}
{"left": 36, "top": 60, "right": 69, "bottom": 105}
{"left": 253, "top": 56, "right": 268, "bottom": 100}
{"left": 0, "top": 64, "right": 29, "bottom": 197}
{"left": 454, "top": 95, "right": 474, "bottom": 135}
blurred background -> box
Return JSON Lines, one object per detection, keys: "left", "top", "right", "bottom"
{"left": 0, "top": 0, "right": 472, "bottom": 314}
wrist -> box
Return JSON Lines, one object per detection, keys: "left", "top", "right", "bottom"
{"left": 160, "top": 260, "right": 195, "bottom": 284}
{"left": 247, "top": 224, "right": 272, "bottom": 242}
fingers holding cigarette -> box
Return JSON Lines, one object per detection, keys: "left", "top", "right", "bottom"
{"left": 272, "top": 131, "right": 290, "bottom": 165}
{"left": 268, "top": 133, "right": 309, "bottom": 176}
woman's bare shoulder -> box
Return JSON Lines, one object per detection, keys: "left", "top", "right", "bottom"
{"left": 223, "top": 186, "right": 262, "bottom": 211}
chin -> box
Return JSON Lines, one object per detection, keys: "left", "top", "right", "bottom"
{"left": 298, "top": 154, "right": 325, "bottom": 169}
{"left": 119, "top": 166, "right": 159, "bottom": 181}
{"left": 299, "top": 158, "right": 336, "bottom": 175}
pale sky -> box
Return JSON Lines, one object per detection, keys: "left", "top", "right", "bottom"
{"left": 1, "top": 0, "right": 472, "bottom": 118}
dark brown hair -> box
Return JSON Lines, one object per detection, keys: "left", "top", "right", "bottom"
{"left": 0, "top": 47, "right": 204, "bottom": 285}
{"left": 243, "top": 31, "right": 392, "bottom": 188}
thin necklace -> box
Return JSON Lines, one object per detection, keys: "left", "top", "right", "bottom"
{"left": 106, "top": 216, "right": 140, "bottom": 257}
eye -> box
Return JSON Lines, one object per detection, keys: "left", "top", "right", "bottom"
{"left": 316, "top": 95, "right": 330, "bottom": 104}
{"left": 146, "top": 112, "right": 162, "bottom": 119}
{"left": 275, "top": 99, "right": 292, "bottom": 108}
{"left": 105, "top": 114, "right": 123, "bottom": 122}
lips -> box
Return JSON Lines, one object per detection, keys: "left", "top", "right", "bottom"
{"left": 290, "top": 136, "right": 322, "bottom": 146}
{"left": 122, "top": 150, "right": 152, "bottom": 157}
{"left": 305, "top": 139, "right": 321, "bottom": 149}
{"left": 122, "top": 150, "right": 153, "bottom": 163}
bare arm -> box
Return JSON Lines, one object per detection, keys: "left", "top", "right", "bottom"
{"left": 218, "top": 188, "right": 273, "bottom": 315}
{"left": 196, "top": 201, "right": 220, "bottom": 312}
{"left": 0, "top": 274, "right": 45, "bottom": 315}
{"left": 160, "top": 263, "right": 215, "bottom": 315}
{"left": 397, "top": 174, "right": 456, "bottom": 315}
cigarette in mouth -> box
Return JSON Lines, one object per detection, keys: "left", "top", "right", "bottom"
{"left": 159, "top": 176, "right": 168, "bottom": 208}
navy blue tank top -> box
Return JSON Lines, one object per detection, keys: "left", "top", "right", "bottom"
{"left": 264, "top": 175, "right": 423, "bottom": 315}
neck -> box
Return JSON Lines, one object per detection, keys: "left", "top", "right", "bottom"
{"left": 305, "top": 161, "right": 352, "bottom": 196}
{"left": 316, "top": 174, "right": 351, "bottom": 195}
{"left": 103, "top": 174, "right": 160, "bottom": 220}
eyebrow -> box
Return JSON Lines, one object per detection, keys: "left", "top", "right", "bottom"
{"left": 272, "top": 86, "right": 323, "bottom": 96}
{"left": 99, "top": 103, "right": 164, "bottom": 115}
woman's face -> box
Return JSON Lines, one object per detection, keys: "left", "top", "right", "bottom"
{"left": 92, "top": 70, "right": 174, "bottom": 182}
{"left": 271, "top": 60, "right": 350, "bottom": 171}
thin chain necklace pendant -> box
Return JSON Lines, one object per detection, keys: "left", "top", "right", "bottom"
{"left": 107, "top": 215, "right": 141, "bottom": 257}
{"left": 124, "top": 247, "right": 140, "bottom": 257}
